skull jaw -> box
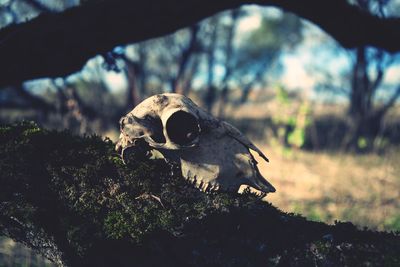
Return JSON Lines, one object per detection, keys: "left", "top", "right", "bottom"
{"left": 146, "top": 137, "right": 199, "bottom": 150}
{"left": 117, "top": 130, "right": 200, "bottom": 153}
{"left": 118, "top": 136, "right": 198, "bottom": 164}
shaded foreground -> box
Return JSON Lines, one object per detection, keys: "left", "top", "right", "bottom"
{"left": 0, "top": 122, "right": 399, "bottom": 267}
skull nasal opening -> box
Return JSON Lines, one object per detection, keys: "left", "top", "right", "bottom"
{"left": 166, "top": 111, "right": 199, "bottom": 146}
{"left": 148, "top": 116, "right": 166, "bottom": 144}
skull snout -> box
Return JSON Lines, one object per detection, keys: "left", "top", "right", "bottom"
{"left": 121, "top": 138, "right": 151, "bottom": 163}
{"left": 118, "top": 93, "right": 206, "bottom": 151}
{"left": 120, "top": 115, "right": 166, "bottom": 146}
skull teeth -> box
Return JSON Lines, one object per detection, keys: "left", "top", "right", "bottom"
{"left": 190, "top": 179, "right": 222, "bottom": 193}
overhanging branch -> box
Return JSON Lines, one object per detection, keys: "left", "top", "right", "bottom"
{"left": 259, "top": 0, "right": 400, "bottom": 52}
{"left": 0, "top": 0, "right": 399, "bottom": 87}
{"left": 378, "top": 85, "right": 400, "bottom": 116}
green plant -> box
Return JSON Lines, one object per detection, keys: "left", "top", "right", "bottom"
{"left": 271, "top": 85, "right": 313, "bottom": 151}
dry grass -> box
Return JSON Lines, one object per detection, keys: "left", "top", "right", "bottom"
{"left": 253, "top": 144, "right": 400, "bottom": 231}
{"left": 223, "top": 92, "right": 400, "bottom": 231}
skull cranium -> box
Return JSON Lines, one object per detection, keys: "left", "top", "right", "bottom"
{"left": 116, "top": 93, "right": 275, "bottom": 194}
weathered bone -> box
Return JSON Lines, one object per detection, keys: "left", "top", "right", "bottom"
{"left": 116, "top": 93, "right": 276, "bottom": 194}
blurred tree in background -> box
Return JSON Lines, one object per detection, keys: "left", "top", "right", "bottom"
{"left": 343, "top": 0, "right": 400, "bottom": 150}
{"left": 0, "top": 0, "right": 397, "bottom": 142}
{"left": 0, "top": 0, "right": 398, "bottom": 150}
{"left": 0, "top": 1, "right": 306, "bottom": 135}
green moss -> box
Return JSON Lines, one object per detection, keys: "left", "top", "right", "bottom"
{"left": 104, "top": 211, "right": 131, "bottom": 239}
{"left": 1, "top": 122, "right": 399, "bottom": 267}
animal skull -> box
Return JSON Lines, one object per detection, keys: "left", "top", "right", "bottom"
{"left": 116, "top": 93, "right": 275, "bottom": 194}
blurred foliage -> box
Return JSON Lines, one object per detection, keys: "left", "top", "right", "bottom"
{"left": 357, "top": 136, "right": 368, "bottom": 150}
{"left": 385, "top": 215, "right": 400, "bottom": 231}
{"left": 230, "top": 12, "right": 303, "bottom": 83}
{"left": 270, "top": 85, "right": 312, "bottom": 153}
{"left": 0, "top": 122, "right": 400, "bottom": 266}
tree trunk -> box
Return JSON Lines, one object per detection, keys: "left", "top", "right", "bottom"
{"left": 124, "top": 61, "right": 141, "bottom": 109}
{"left": 345, "top": 47, "right": 380, "bottom": 150}
{"left": 171, "top": 25, "right": 199, "bottom": 93}
{"left": 203, "top": 18, "right": 219, "bottom": 113}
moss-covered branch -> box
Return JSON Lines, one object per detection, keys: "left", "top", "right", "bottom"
{"left": 0, "top": 122, "right": 399, "bottom": 266}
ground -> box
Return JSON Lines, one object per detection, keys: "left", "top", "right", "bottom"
{"left": 0, "top": 99, "right": 399, "bottom": 266}
{"left": 255, "top": 144, "right": 400, "bottom": 231}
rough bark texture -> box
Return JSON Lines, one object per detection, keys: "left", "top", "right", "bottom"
{"left": 0, "top": 122, "right": 400, "bottom": 267}
{"left": 0, "top": 0, "right": 399, "bottom": 87}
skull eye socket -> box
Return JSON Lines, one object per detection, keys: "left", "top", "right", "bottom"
{"left": 166, "top": 111, "right": 199, "bottom": 146}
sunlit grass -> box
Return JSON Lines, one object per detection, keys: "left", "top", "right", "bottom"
{"left": 257, "top": 144, "right": 400, "bottom": 232}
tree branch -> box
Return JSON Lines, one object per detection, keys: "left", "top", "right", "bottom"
{"left": 378, "top": 85, "right": 400, "bottom": 116}
{"left": 25, "top": 0, "right": 56, "bottom": 13}
{"left": 1, "top": 122, "right": 400, "bottom": 266}
{"left": 0, "top": 0, "right": 399, "bottom": 87}
{"left": 263, "top": 0, "right": 400, "bottom": 51}
{"left": 0, "top": 84, "right": 56, "bottom": 112}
